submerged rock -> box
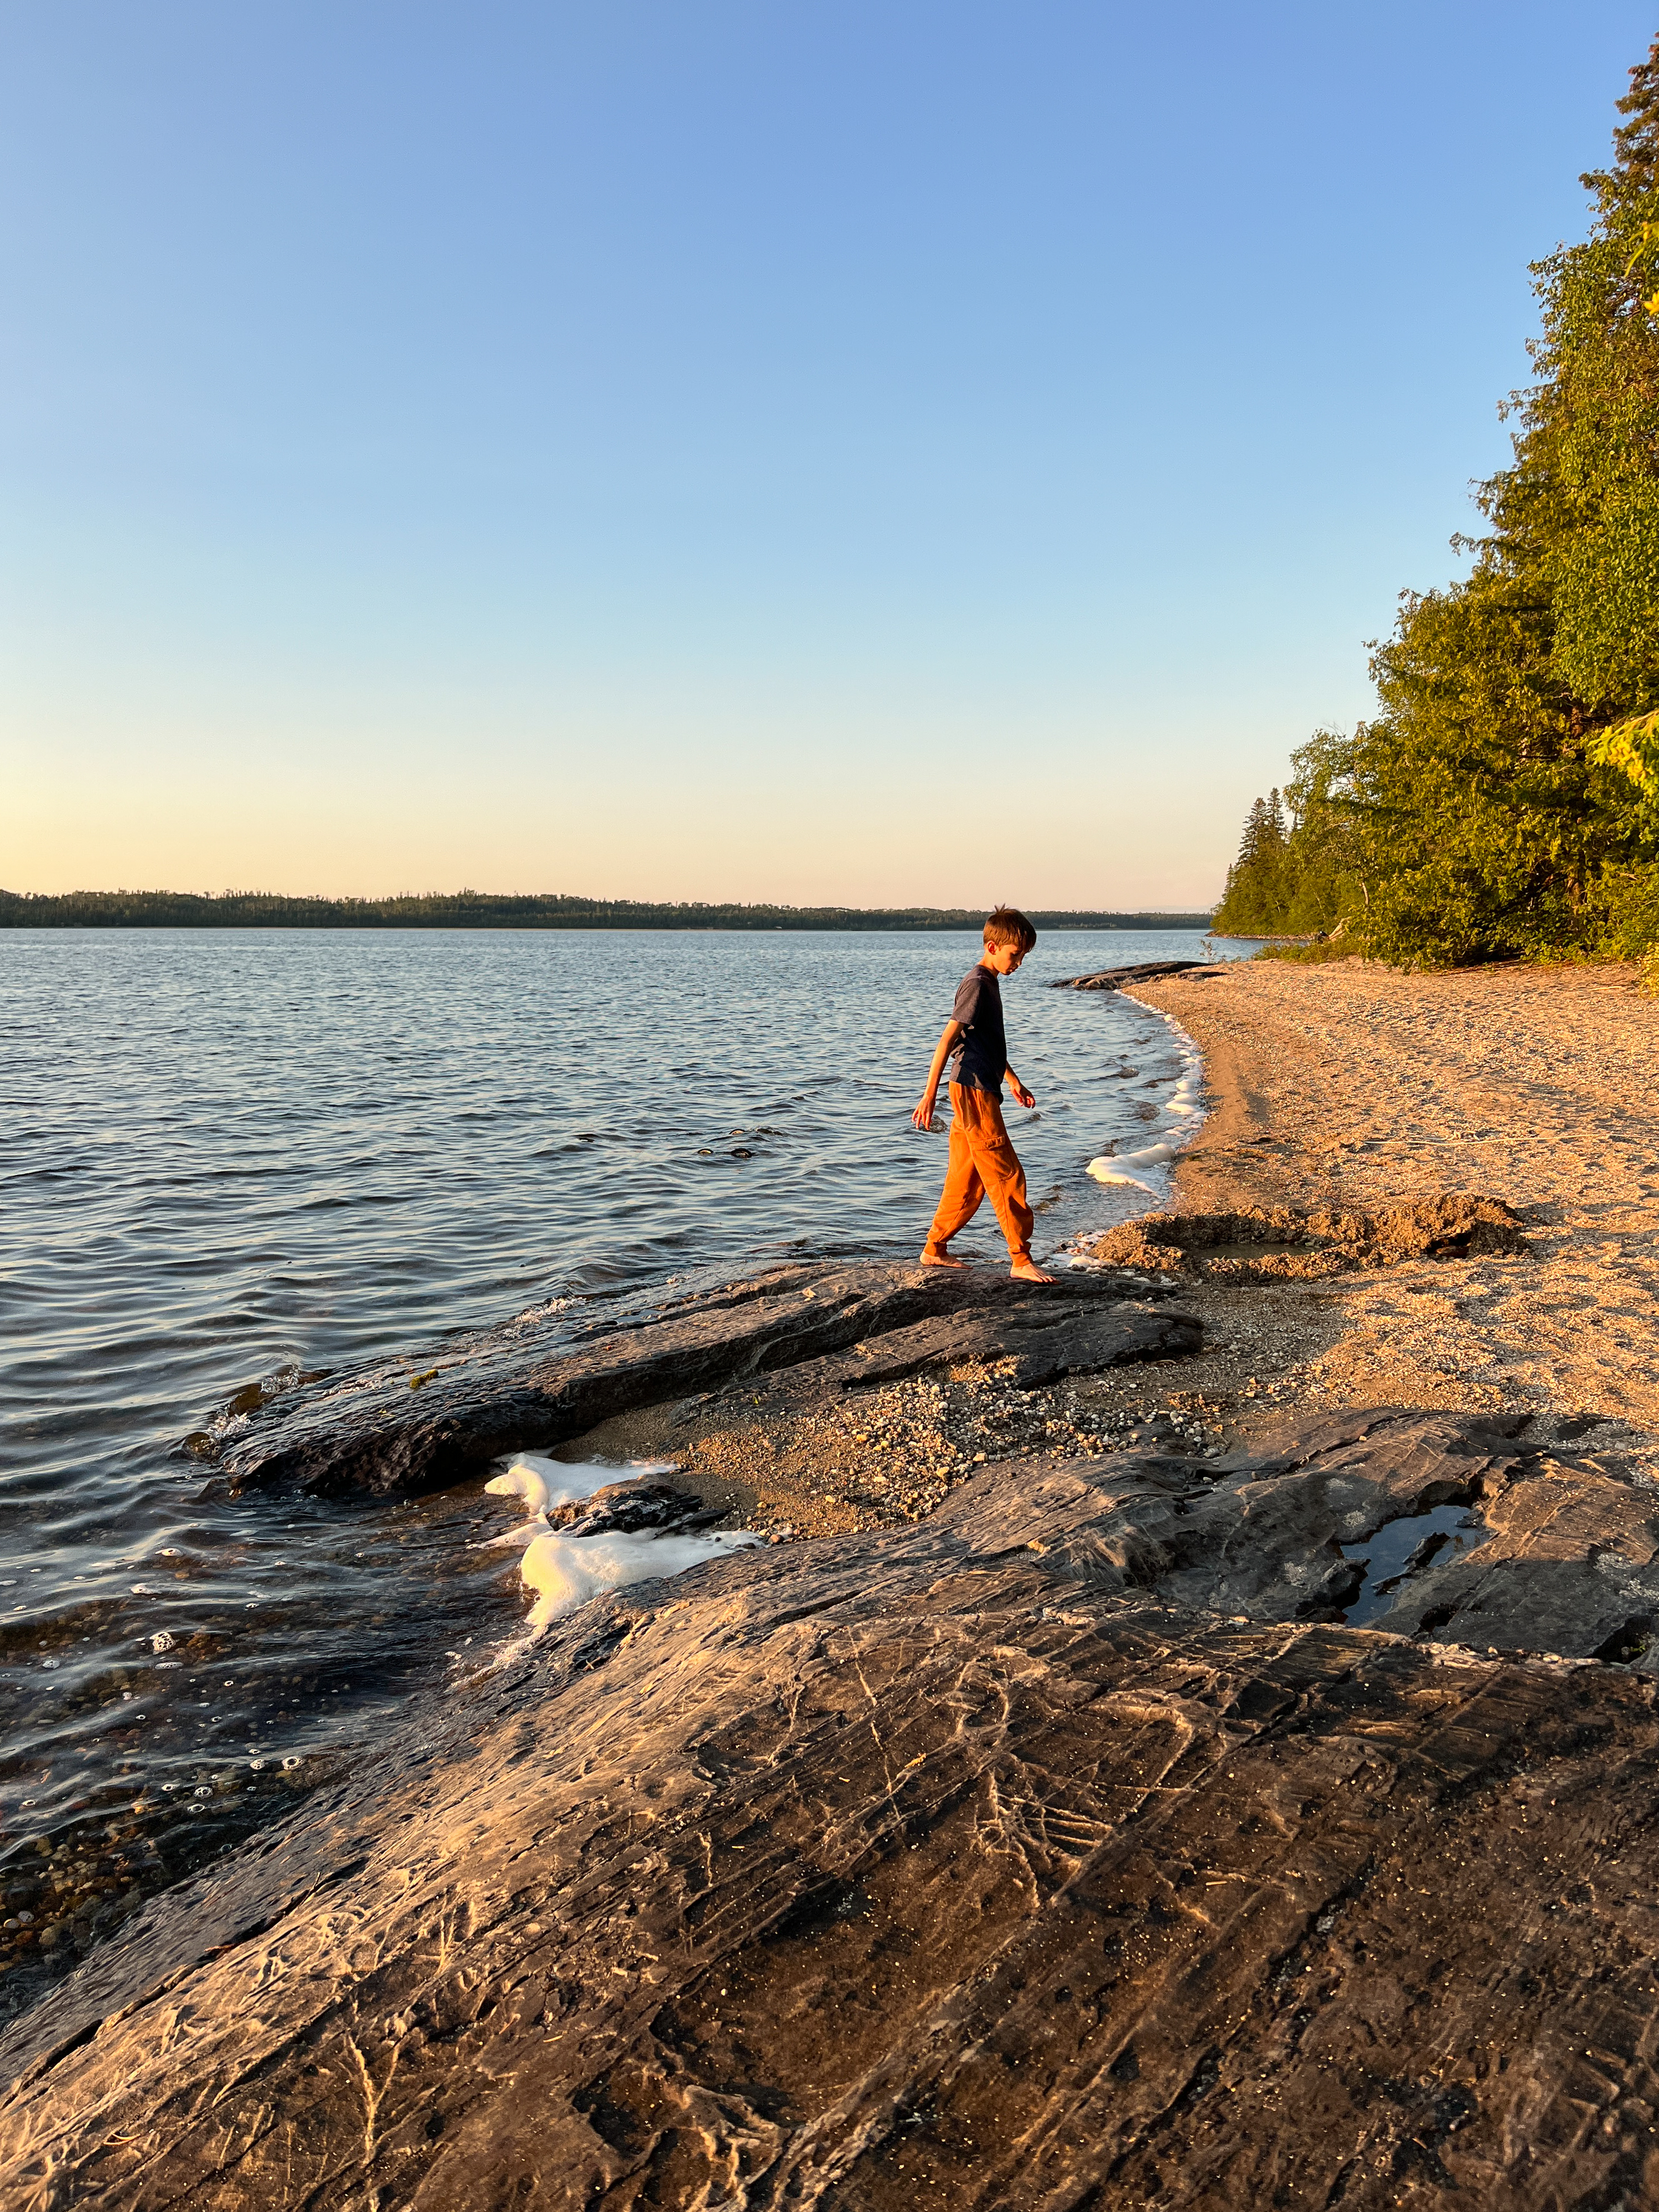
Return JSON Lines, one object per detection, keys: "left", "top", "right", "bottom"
{"left": 198, "top": 1261, "right": 1199, "bottom": 1500}
{"left": 1085, "top": 1192, "right": 1530, "bottom": 1280}
{"left": 8, "top": 1416, "right": 1659, "bottom": 2208}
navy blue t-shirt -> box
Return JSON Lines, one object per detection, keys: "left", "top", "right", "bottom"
{"left": 947, "top": 964, "right": 1006, "bottom": 1094}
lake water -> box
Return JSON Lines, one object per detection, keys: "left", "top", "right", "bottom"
{"left": 0, "top": 925, "right": 1253, "bottom": 2009}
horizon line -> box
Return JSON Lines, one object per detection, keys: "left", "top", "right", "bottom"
{"left": 0, "top": 886, "right": 1220, "bottom": 930}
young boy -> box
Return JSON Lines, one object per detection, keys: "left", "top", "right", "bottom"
{"left": 911, "top": 906, "right": 1055, "bottom": 1283}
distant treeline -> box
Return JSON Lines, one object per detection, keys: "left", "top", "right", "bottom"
{"left": 1215, "top": 35, "right": 1659, "bottom": 969}
{"left": 0, "top": 889, "right": 1214, "bottom": 933}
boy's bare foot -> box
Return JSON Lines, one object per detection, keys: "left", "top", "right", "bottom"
{"left": 1010, "top": 1258, "right": 1056, "bottom": 1283}
{"left": 921, "top": 1246, "right": 970, "bottom": 1268}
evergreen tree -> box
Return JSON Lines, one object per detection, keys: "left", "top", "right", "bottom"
{"left": 1214, "top": 790, "right": 1290, "bottom": 932}
{"left": 1213, "top": 740, "right": 1367, "bottom": 937}
{"left": 1227, "top": 34, "right": 1659, "bottom": 964}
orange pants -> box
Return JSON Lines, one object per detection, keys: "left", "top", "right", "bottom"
{"left": 926, "top": 1083, "right": 1034, "bottom": 1263}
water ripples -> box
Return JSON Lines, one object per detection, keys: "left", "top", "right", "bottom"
{"left": 0, "top": 924, "right": 1244, "bottom": 2014}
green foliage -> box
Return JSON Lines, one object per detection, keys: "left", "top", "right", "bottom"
{"left": 1545, "top": 42, "right": 1659, "bottom": 713}
{"left": 1222, "top": 35, "right": 1659, "bottom": 966}
{"left": 1212, "top": 790, "right": 1290, "bottom": 933}
{"left": 1589, "top": 706, "right": 1659, "bottom": 792}
{"left": 1212, "top": 732, "right": 1367, "bottom": 938}
{"left": 1353, "top": 558, "right": 1646, "bottom": 963}
{"left": 0, "top": 889, "right": 1214, "bottom": 933}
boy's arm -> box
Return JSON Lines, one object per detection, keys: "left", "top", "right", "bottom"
{"left": 1005, "top": 1063, "right": 1037, "bottom": 1109}
{"left": 911, "top": 1021, "right": 963, "bottom": 1131}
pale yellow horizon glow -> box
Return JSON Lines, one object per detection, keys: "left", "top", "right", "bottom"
{"left": 6, "top": 679, "right": 1244, "bottom": 909}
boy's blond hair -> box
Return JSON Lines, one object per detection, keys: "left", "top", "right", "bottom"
{"left": 982, "top": 905, "right": 1037, "bottom": 953}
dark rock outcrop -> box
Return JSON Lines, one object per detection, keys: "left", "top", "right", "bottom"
{"left": 9, "top": 1415, "right": 1659, "bottom": 2208}
{"left": 1049, "top": 959, "right": 1214, "bottom": 990}
{"left": 1151, "top": 1407, "right": 1659, "bottom": 1657}
{"left": 199, "top": 1261, "right": 1192, "bottom": 1500}
{"left": 1086, "top": 1193, "right": 1530, "bottom": 1281}
{"left": 810, "top": 1295, "right": 1201, "bottom": 1390}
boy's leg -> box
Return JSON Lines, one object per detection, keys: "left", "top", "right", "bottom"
{"left": 956, "top": 1090, "right": 1038, "bottom": 1266}
{"left": 923, "top": 1085, "right": 987, "bottom": 1260}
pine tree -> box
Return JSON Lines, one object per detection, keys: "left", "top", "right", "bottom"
{"left": 1214, "top": 792, "right": 1291, "bottom": 932}
{"left": 1297, "top": 34, "right": 1659, "bottom": 963}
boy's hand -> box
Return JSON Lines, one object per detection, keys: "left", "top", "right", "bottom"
{"left": 1011, "top": 1083, "right": 1037, "bottom": 1110}
{"left": 912, "top": 1094, "right": 939, "bottom": 1132}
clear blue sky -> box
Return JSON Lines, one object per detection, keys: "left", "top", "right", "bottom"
{"left": 3, "top": 2, "right": 1654, "bottom": 907}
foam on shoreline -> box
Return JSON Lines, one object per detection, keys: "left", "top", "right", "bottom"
{"left": 1084, "top": 1005, "right": 1206, "bottom": 1195}
{"left": 519, "top": 1526, "right": 763, "bottom": 1630}
{"left": 478, "top": 1453, "right": 684, "bottom": 1547}
{"left": 483, "top": 1453, "right": 763, "bottom": 1626}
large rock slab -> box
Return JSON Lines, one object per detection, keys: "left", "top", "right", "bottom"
{"left": 9, "top": 1430, "right": 1659, "bottom": 2208}
{"left": 811, "top": 1295, "right": 1201, "bottom": 1390}
{"left": 202, "top": 1261, "right": 1189, "bottom": 1499}
{"left": 1360, "top": 1428, "right": 1659, "bottom": 1658}
{"left": 1082, "top": 1405, "right": 1659, "bottom": 1661}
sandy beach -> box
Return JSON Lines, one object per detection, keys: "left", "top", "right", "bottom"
{"left": 1126, "top": 957, "right": 1659, "bottom": 1444}
{"left": 565, "top": 957, "right": 1659, "bottom": 1531}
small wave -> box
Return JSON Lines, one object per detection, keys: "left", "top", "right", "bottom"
{"left": 1083, "top": 1008, "right": 1206, "bottom": 1196}
{"left": 506, "top": 1295, "right": 574, "bottom": 1327}
{"left": 1086, "top": 1143, "right": 1178, "bottom": 1191}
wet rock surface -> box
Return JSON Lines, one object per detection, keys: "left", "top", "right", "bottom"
{"left": 201, "top": 1261, "right": 1186, "bottom": 1501}
{"left": 1084, "top": 1193, "right": 1530, "bottom": 1282}
{"left": 1154, "top": 1406, "right": 1659, "bottom": 1658}
{"left": 1049, "top": 958, "right": 1215, "bottom": 990}
{"left": 9, "top": 1417, "right": 1659, "bottom": 2207}
{"left": 553, "top": 1480, "right": 729, "bottom": 1539}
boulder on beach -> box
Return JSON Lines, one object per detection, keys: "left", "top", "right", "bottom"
{"left": 1048, "top": 958, "right": 1215, "bottom": 991}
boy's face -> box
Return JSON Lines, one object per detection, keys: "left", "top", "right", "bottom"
{"left": 981, "top": 941, "right": 1028, "bottom": 976}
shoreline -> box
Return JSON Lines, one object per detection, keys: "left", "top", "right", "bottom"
{"left": 1121, "top": 956, "right": 1659, "bottom": 1453}
{"left": 9, "top": 955, "right": 1652, "bottom": 1971}
{"left": 0, "top": 925, "right": 1206, "bottom": 2020}
{"left": 16, "top": 963, "right": 1659, "bottom": 2199}
{"left": 480, "top": 953, "right": 1659, "bottom": 1531}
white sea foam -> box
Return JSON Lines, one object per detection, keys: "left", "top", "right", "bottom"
{"left": 483, "top": 1452, "right": 682, "bottom": 1519}
{"left": 479, "top": 1452, "right": 692, "bottom": 1549}
{"left": 485, "top": 1455, "right": 596, "bottom": 1518}
{"left": 1083, "top": 1006, "right": 1207, "bottom": 1196}
{"left": 519, "top": 1527, "right": 762, "bottom": 1630}
{"left": 1086, "top": 1143, "right": 1177, "bottom": 1191}
{"left": 476, "top": 1519, "right": 551, "bottom": 1552}
{"left": 481, "top": 1451, "right": 758, "bottom": 1628}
